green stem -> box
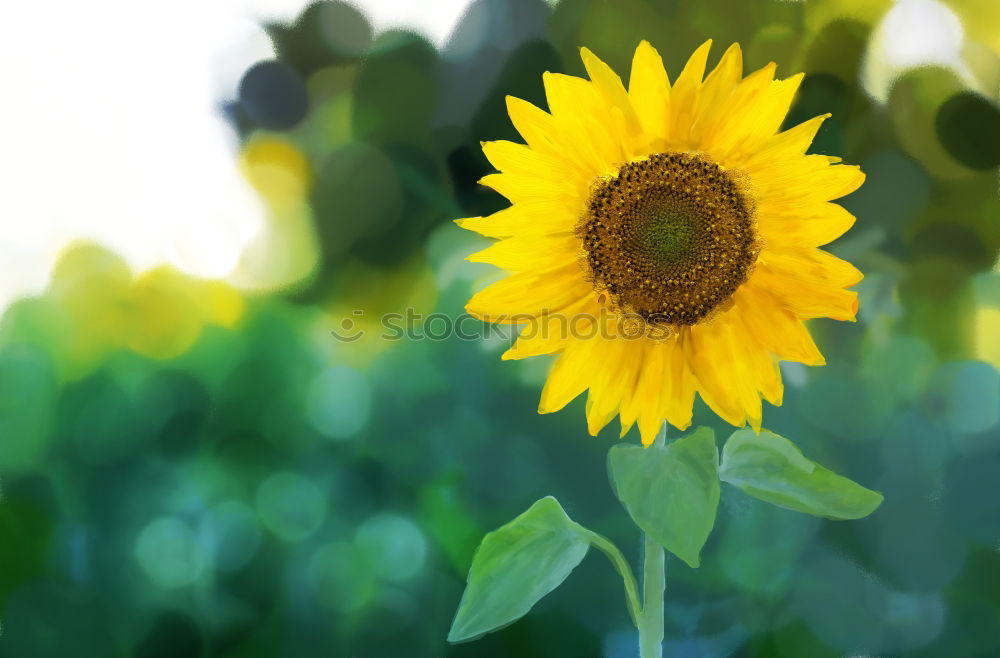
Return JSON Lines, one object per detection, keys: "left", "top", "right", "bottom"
{"left": 586, "top": 530, "right": 642, "bottom": 626}
{"left": 638, "top": 423, "right": 668, "bottom": 658}
{"left": 638, "top": 533, "right": 665, "bottom": 658}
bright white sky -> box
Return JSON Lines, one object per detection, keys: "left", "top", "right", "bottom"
{"left": 0, "top": 0, "right": 474, "bottom": 312}
{"left": 0, "top": 0, "right": 974, "bottom": 314}
{"left": 863, "top": 0, "right": 973, "bottom": 103}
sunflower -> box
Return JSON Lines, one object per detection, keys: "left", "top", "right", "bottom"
{"left": 459, "top": 40, "right": 864, "bottom": 445}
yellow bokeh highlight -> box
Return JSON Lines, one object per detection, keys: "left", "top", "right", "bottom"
{"left": 975, "top": 308, "right": 1000, "bottom": 370}
{"left": 232, "top": 134, "right": 321, "bottom": 292}
{"left": 191, "top": 280, "right": 246, "bottom": 329}
{"left": 240, "top": 135, "right": 311, "bottom": 215}
{"left": 945, "top": 0, "right": 1000, "bottom": 54}
{"left": 44, "top": 242, "right": 248, "bottom": 373}
{"left": 128, "top": 268, "right": 207, "bottom": 360}
{"left": 48, "top": 244, "right": 135, "bottom": 372}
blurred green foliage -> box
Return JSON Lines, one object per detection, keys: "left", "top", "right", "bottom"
{"left": 3, "top": 0, "right": 1000, "bottom": 656}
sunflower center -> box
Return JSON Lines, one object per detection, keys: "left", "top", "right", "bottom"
{"left": 578, "top": 152, "right": 757, "bottom": 327}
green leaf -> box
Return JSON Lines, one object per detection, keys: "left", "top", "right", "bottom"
{"left": 607, "top": 427, "right": 720, "bottom": 568}
{"left": 448, "top": 496, "right": 590, "bottom": 643}
{"left": 719, "top": 429, "right": 884, "bottom": 520}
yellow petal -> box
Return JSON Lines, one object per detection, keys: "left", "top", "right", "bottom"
{"left": 539, "top": 336, "right": 604, "bottom": 413}
{"left": 543, "top": 72, "right": 621, "bottom": 172}
{"left": 580, "top": 46, "right": 640, "bottom": 134}
{"left": 701, "top": 43, "right": 743, "bottom": 104}
{"left": 467, "top": 233, "right": 581, "bottom": 271}
{"left": 630, "top": 333, "right": 697, "bottom": 443}
{"left": 585, "top": 336, "right": 639, "bottom": 436}
{"left": 733, "top": 285, "right": 826, "bottom": 365}
{"left": 618, "top": 338, "right": 656, "bottom": 437}
{"left": 481, "top": 140, "right": 580, "bottom": 188}
{"left": 701, "top": 61, "right": 776, "bottom": 157}
{"left": 668, "top": 39, "right": 713, "bottom": 145}
{"left": 628, "top": 40, "right": 671, "bottom": 143}
{"left": 455, "top": 198, "right": 578, "bottom": 238}
{"left": 504, "top": 95, "right": 597, "bottom": 179}
{"left": 763, "top": 246, "right": 863, "bottom": 287}
{"left": 466, "top": 261, "right": 592, "bottom": 322}
{"left": 660, "top": 328, "right": 697, "bottom": 432}
{"left": 505, "top": 95, "right": 558, "bottom": 154}
{"left": 751, "top": 248, "right": 861, "bottom": 321}
{"left": 585, "top": 393, "right": 619, "bottom": 436}
{"left": 723, "top": 73, "right": 804, "bottom": 161}
{"left": 689, "top": 43, "right": 742, "bottom": 144}
{"left": 757, "top": 201, "right": 857, "bottom": 248}
{"left": 751, "top": 157, "right": 866, "bottom": 204}
{"left": 722, "top": 323, "right": 766, "bottom": 431}
{"left": 730, "top": 305, "right": 784, "bottom": 406}
{"left": 743, "top": 113, "right": 830, "bottom": 169}
{"left": 502, "top": 296, "right": 597, "bottom": 360}
{"left": 687, "top": 316, "right": 754, "bottom": 427}
{"left": 478, "top": 172, "right": 579, "bottom": 204}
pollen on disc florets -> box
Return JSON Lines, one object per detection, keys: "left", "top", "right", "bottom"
{"left": 577, "top": 152, "right": 758, "bottom": 327}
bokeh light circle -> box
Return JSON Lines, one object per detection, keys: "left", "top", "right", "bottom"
{"left": 256, "top": 472, "right": 327, "bottom": 542}
{"left": 935, "top": 92, "right": 1000, "bottom": 170}
{"left": 354, "top": 514, "right": 427, "bottom": 583}
{"left": 308, "top": 540, "right": 377, "bottom": 614}
{"left": 200, "top": 500, "right": 262, "bottom": 573}
{"left": 135, "top": 517, "right": 209, "bottom": 588}
{"left": 306, "top": 364, "right": 372, "bottom": 440}
{"left": 238, "top": 60, "right": 309, "bottom": 130}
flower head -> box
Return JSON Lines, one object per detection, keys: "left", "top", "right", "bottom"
{"left": 459, "top": 40, "right": 864, "bottom": 445}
